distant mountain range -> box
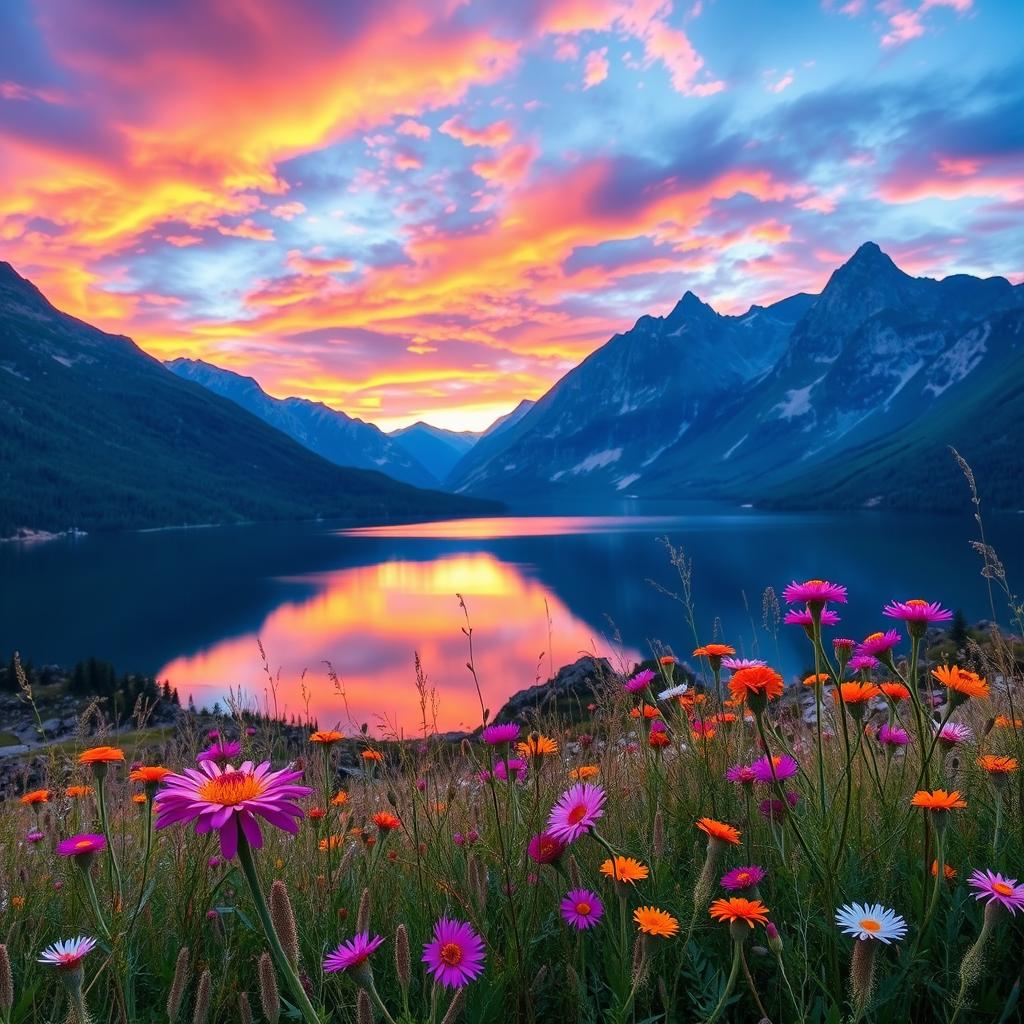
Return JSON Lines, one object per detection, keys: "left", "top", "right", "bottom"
{"left": 0, "top": 263, "right": 496, "bottom": 536}
{"left": 445, "top": 243, "right": 1024, "bottom": 511}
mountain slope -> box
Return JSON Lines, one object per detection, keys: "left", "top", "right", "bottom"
{"left": 0, "top": 263, "right": 496, "bottom": 535}
{"left": 167, "top": 358, "right": 436, "bottom": 487}
{"left": 390, "top": 422, "right": 480, "bottom": 481}
{"left": 448, "top": 290, "right": 814, "bottom": 496}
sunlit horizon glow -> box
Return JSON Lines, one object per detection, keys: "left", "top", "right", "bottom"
{"left": 2, "top": 0, "right": 1022, "bottom": 431}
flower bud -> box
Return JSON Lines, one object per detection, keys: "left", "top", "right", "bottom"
{"left": 238, "top": 992, "right": 253, "bottom": 1024}
{"left": 191, "top": 969, "right": 211, "bottom": 1024}
{"left": 258, "top": 952, "right": 280, "bottom": 1024}
{"left": 356, "top": 887, "right": 372, "bottom": 933}
{"left": 395, "top": 924, "right": 411, "bottom": 993}
{"left": 166, "top": 946, "right": 190, "bottom": 1022}
{"left": 766, "top": 921, "right": 783, "bottom": 955}
{"left": 270, "top": 881, "right": 299, "bottom": 966}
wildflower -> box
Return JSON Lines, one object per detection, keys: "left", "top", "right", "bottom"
{"left": 727, "top": 666, "right": 784, "bottom": 708}
{"left": 658, "top": 683, "right": 689, "bottom": 700}
{"left": 422, "top": 919, "right": 485, "bottom": 989}
{"left": 310, "top": 730, "right": 344, "bottom": 745}
{"left": 936, "top": 722, "right": 972, "bottom": 748}
{"left": 723, "top": 657, "right": 767, "bottom": 670}
{"left": 785, "top": 607, "right": 841, "bottom": 628}
{"left": 877, "top": 724, "right": 910, "bottom": 747}
{"left": 634, "top": 906, "right": 679, "bottom": 938}
{"left": 696, "top": 818, "right": 741, "bottom": 846}
{"left": 658, "top": 655, "right": 676, "bottom": 666}
{"left": 560, "top": 889, "right": 604, "bottom": 930}
{"left": 783, "top": 580, "right": 848, "bottom": 607}
{"left": 648, "top": 728, "right": 670, "bottom": 749}
{"left": 833, "top": 637, "right": 856, "bottom": 652}
{"left": 721, "top": 866, "right": 766, "bottom": 892}
{"left": 527, "top": 832, "right": 566, "bottom": 864}
{"left": 320, "top": 836, "right": 345, "bottom": 852}
{"left": 846, "top": 655, "right": 880, "bottom": 674}
{"left": 308, "top": 807, "right": 327, "bottom": 820}
{"left": 332, "top": 791, "right": 349, "bottom": 806}
{"left": 933, "top": 665, "right": 989, "bottom": 703}
{"left": 57, "top": 834, "right": 106, "bottom": 865}
{"left": 78, "top": 746, "right": 124, "bottom": 766}
{"left": 130, "top": 766, "right": 171, "bottom": 784}
{"left": 879, "top": 682, "right": 910, "bottom": 701}
{"left": 323, "top": 933, "right": 385, "bottom": 973}
{"left": 568, "top": 765, "right": 599, "bottom": 780}
{"left": 492, "top": 757, "right": 528, "bottom": 783}
{"left": 481, "top": 723, "right": 520, "bottom": 745}
{"left": 517, "top": 734, "right": 558, "bottom": 758}
{"left": 547, "top": 783, "right": 606, "bottom": 843}
{"left": 968, "top": 870, "right": 1024, "bottom": 914}
{"left": 709, "top": 898, "right": 770, "bottom": 928}
{"left": 834, "top": 682, "right": 881, "bottom": 713}
{"left": 995, "top": 715, "right": 1023, "bottom": 728}
{"left": 803, "top": 673, "right": 829, "bottom": 687}
{"left": 372, "top": 812, "right": 401, "bottom": 832}
{"left": 856, "top": 630, "right": 900, "bottom": 659}
{"left": 693, "top": 643, "right": 736, "bottom": 659}
{"left": 750, "top": 754, "right": 798, "bottom": 784}
{"left": 932, "top": 860, "right": 957, "bottom": 880}
{"left": 38, "top": 936, "right": 97, "bottom": 969}
{"left": 196, "top": 741, "right": 242, "bottom": 765}
{"left": 759, "top": 793, "right": 798, "bottom": 820}
{"left": 26, "top": 829, "right": 44, "bottom": 843}
{"left": 978, "top": 755, "right": 1018, "bottom": 775}
{"left": 362, "top": 750, "right": 384, "bottom": 763}
{"left": 835, "top": 903, "right": 907, "bottom": 944}
{"left": 154, "top": 759, "right": 312, "bottom": 858}
{"left": 630, "top": 704, "right": 661, "bottom": 719}
{"left": 911, "top": 790, "right": 965, "bottom": 833}
{"left": 65, "top": 785, "right": 93, "bottom": 799}
{"left": 624, "top": 669, "right": 656, "bottom": 693}
{"left": 19, "top": 789, "right": 49, "bottom": 806}
{"left": 600, "top": 857, "right": 649, "bottom": 884}
{"left": 884, "top": 600, "right": 953, "bottom": 637}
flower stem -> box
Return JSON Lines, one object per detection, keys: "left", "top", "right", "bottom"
{"left": 704, "top": 939, "right": 741, "bottom": 1024}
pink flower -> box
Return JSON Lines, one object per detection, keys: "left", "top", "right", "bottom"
{"left": 726, "top": 764, "right": 757, "bottom": 786}
{"left": 721, "top": 865, "right": 766, "bottom": 892}
{"left": 759, "top": 792, "right": 798, "bottom": 821}
{"left": 855, "top": 630, "right": 901, "bottom": 658}
{"left": 38, "top": 936, "right": 96, "bottom": 970}
{"left": 196, "top": 740, "right": 242, "bottom": 765}
{"left": 560, "top": 889, "right": 604, "bottom": 930}
{"left": 936, "top": 722, "right": 972, "bottom": 747}
{"left": 155, "top": 760, "right": 311, "bottom": 859}
{"left": 968, "top": 869, "right": 1024, "bottom": 914}
{"left": 56, "top": 834, "right": 107, "bottom": 860}
{"left": 783, "top": 580, "right": 848, "bottom": 606}
{"left": 528, "top": 832, "right": 566, "bottom": 864}
{"left": 832, "top": 638, "right": 856, "bottom": 651}
{"left": 26, "top": 830, "right": 44, "bottom": 844}
{"left": 785, "top": 608, "right": 841, "bottom": 628}
{"left": 492, "top": 758, "right": 528, "bottom": 783}
{"left": 750, "top": 755, "right": 798, "bottom": 784}
{"left": 847, "top": 654, "right": 880, "bottom": 674}
{"left": 422, "top": 918, "right": 485, "bottom": 989}
{"left": 625, "top": 669, "right": 656, "bottom": 694}
{"left": 884, "top": 600, "right": 953, "bottom": 625}
{"left": 877, "top": 724, "right": 910, "bottom": 747}
{"left": 722, "top": 657, "right": 767, "bottom": 671}
{"left": 482, "top": 723, "right": 520, "bottom": 745}
{"left": 546, "top": 783, "right": 606, "bottom": 844}
{"left": 324, "top": 932, "right": 386, "bottom": 973}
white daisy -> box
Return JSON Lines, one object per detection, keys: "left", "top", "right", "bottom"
{"left": 658, "top": 683, "right": 689, "bottom": 701}
{"left": 835, "top": 903, "right": 907, "bottom": 944}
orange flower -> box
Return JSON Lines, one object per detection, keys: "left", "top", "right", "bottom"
{"left": 679, "top": 693, "right": 707, "bottom": 710}
{"left": 931, "top": 860, "right": 957, "bottom": 880}
{"left": 19, "top": 789, "right": 49, "bottom": 806}
{"left": 308, "top": 807, "right": 327, "bottom": 820}
{"left": 978, "top": 755, "right": 1019, "bottom": 774}
{"left": 332, "top": 791, "right": 349, "bottom": 806}
{"left": 727, "top": 666, "right": 784, "bottom": 704}
{"left": 129, "top": 766, "right": 171, "bottom": 784}
{"left": 10, "top": 896, "right": 25, "bottom": 910}
{"left": 634, "top": 906, "right": 679, "bottom": 938}
{"left": 994, "top": 715, "right": 1023, "bottom": 728}
{"left": 693, "top": 643, "right": 736, "bottom": 659}
{"left": 78, "top": 746, "right": 125, "bottom": 765}
{"left": 834, "top": 682, "right": 881, "bottom": 704}
{"left": 601, "top": 857, "right": 649, "bottom": 883}
{"left": 803, "top": 673, "right": 830, "bottom": 687}
{"left": 361, "top": 750, "right": 384, "bottom": 762}
{"left": 319, "top": 835, "right": 344, "bottom": 852}
{"left": 648, "top": 731, "right": 671, "bottom": 748}
{"left": 310, "top": 730, "right": 344, "bottom": 745}
{"left": 911, "top": 789, "right": 967, "bottom": 810}
{"left": 696, "top": 817, "right": 741, "bottom": 845}
{"left": 372, "top": 812, "right": 401, "bottom": 831}
{"left": 711, "top": 712, "right": 737, "bottom": 724}
{"left": 65, "top": 785, "right": 93, "bottom": 799}
{"left": 629, "top": 705, "right": 661, "bottom": 719}
{"left": 517, "top": 734, "right": 558, "bottom": 757}
{"left": 879, "top": 682, "right": 910, "bottom": 701}
{"left": 658, "top": 655, "right": 676, "bottom": 666}
{"left": 131, "top": 794, "right": 147, "bottom": 805}
{"left": 569, "top": 765, "right": 599, "bottom": 780}
{"left": 709, "top": 897, "right": 770, "bottom": 928}
{"left": 932, "top": 665, "right": 989, "bottom": 700}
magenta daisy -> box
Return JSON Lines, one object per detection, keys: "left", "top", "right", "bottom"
{"left": 624, "top": 669, "right": 657, "bottom": 694}
{"left": 726, "top": 764, "right": 756, "bottom": 786}
{"left": 936, "top": 722, "right": 972, "bottom": 747}
{"left": 750, "top": 754, "right": 798, "bottom": 784}
{"left": 855, "top": 630, "right": 901, "bottom": 658}
{"left": 884, "top": 600, "right": 953, "bottom": 625}
{"left": 527, "top": 832, "right": 566, "bottom": 864}
{"left": 560, "top": 889, "right": 604, "bottom": 930}
{"left": 759, "top": 792, "right": 798, "bottom": 821}
{"left": 546, "top": 783, "right": 606, "bottom": 844}
{"left": 56, "top": 834, "right": 107, "bottom": 860}
{"left": 785, "top": 608, "right": 841, "bottom": 628}
{"left": 481, "top": 723, "right": 520, "bottom": 745}
{"left": 422, "top": 918, "right": 485, "bottom": 989}
{"left": 38, "top": 936, "right": 96, "bottom": 970}
{"left": 783, "top": 580, "right": 848, "bottom": 606}
{"left": 846, "top": 654, "right": 880, "bottom": 674}
{"left": 196, "top": 740, "right": 242, "bottom": 765}
{"left": 492, "top": 758, "right": 528, "bottom": 783}
{"left": 323, "top": 932, "right": 385, "bottom": 973}
{"left": 722, "top": 657, "right": 767, "bottom": 671}
{"left": 154, "top": 759, "right": 311, "bottom": 858}
{"left": 877, "top": 724, "right": 910, "bottom": 747}
{"left": 968, "top": 869, "right": 1024, "bottom": 914}
{"left": 832, "top": 637, "right": 856, "bottom": 651}
{"left": 721, "top": 865, "right": 766, "bottom": 892}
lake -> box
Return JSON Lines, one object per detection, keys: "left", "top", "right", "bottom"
{"left": 2, "top": 508, "right": 1020, "bottom": 735}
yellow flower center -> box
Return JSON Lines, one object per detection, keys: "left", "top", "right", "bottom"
{"left": 859, "top": 918, "right": 881, "bottom": 933}
{"left": 575, "top": 901, "right": 592, "bottom": 916}
{"left": 197, "top": 771, "right": 266, "bottom": 806}
{"left": 993, "top": 882, "right": 1013, "bottom": 896}
{"left": 439, "top": 942, "right": 463, "bottom": 966}
{"left": 807, "top": 579, "right": 823, "bottom": 585}
{"left": 737, "top": 873, "right": 751, "bottom": 885}
{"left": 866, "top": 632, "right": 882, "bottom": 641}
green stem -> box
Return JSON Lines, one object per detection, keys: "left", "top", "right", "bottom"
{"left": 95, "top": 771, "right": 124, "bottom": 907}
{"left": 704, "top": 940, "right": 741, "bottom": 1024}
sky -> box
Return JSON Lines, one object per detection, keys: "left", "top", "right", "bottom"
{"left": 1, "top": 0, "right": 1022, "bottom": 432}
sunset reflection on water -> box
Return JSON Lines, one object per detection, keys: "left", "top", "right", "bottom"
{"left": 158, "top": 550, "right": 638, "bottom": 735}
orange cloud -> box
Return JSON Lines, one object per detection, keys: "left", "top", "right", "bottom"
{"left": 583, "top": 48, "right": 609, "bottom": 89}
{"left": 439, "top": 114, "right": 514, "bottom": 147}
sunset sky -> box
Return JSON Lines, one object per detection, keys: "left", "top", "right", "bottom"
{"left": 1, "top": 0, "right": 1021, "bottom": 431}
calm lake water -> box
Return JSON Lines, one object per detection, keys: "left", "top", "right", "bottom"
{"left": 2, "top": 509, "right": 1021, "bottom": 734}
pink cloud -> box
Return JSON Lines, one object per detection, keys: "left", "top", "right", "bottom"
{"left": 470, "top": 142, "right": 538, "bottom": 186}
{"left": 439, "top": 114, "right": 514, "bottom": 147}
{"left": 583, "top": 48, "right": 609, "bottom": 89}
{"left": 764, "top": 69, "right": 795, "bottom": 93}
{"left": 881, "top": 9, "right": 925, "bottom": 47}
{"left": 394, "top": 152, "right": 424, "bottom": 171}
{"left": 271, "top": 201, "right": 306, "bottom": 220}
{"left": 396, "top": 119, "right": 432, "bottom": 139}
{"left": 218, "top": 218, "right": 275, "bottom": 241}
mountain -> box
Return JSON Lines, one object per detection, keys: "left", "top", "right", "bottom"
{"left": 0, "top": 262, "right": 497, "bottom": 536}
{"left": 448, "top": 289, "right": 814, "bottom": 496}
{"left": 448, "top": 243, "right": 1024, "bottom": 510}
{"left": 480, "top": 399, "right": 535, "bottom": 441}
{"left": 166, "top": 358, "right": 436, "bottom": 488}
{"left": 390, "top": 422, "right": 480, "bottom": 481}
